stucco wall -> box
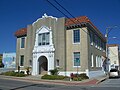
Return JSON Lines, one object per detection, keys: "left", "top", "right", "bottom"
{"left": 16, "top": 36, "right": 27, "bottom": 69}
{"left": 66, "top": 27, "right": 89, "bottom": 72}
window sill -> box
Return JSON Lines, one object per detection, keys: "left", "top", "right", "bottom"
{"left": 73, "top": 66, "right": 81, "bottom": 68}
{"left": 20, "top": 66, "right": 24, "bottom": 68}
{"left": 73, "top": 43, "right": 80, "bottom": 44}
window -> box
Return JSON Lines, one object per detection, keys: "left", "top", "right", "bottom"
{"left": 29, "top": 60, "right": 32, "bottom": 67}
{"left": 73, "top": 52, "right": 80, "bottom": 66}
{"left": 96, "top": 56, "right": 102, "bottom": 67}
{"left": 95, "top": 35, "right": 97, "bottom": 48}
{"left": 73, "top": 30, "right": 80, "bottom": 43}
{"left": 96, "top": 56, "right": 98, "bottom": 67}
{"left": 56, "top": 59, "right": 59, "bottom": 67}
{"left": 91, "top": 53, "right": 94, "bottom": 67}
{"left": 90, "top": 32, "right": 93, "bottom": 45}
{"left": 20, "top": 55, "right": 24, "bottom": 66}
{"left": 21, "top": 38, "right": 25, "bottom": 48}
{"left": 38, "top": 32, "right": 50, "bottom": 46}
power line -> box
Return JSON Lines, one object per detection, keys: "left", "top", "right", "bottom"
{"left": 45, "top": 0, "right": 89, "bottom": 36}
{"left": 53, "top": 0, "right": 90, "bottom": 35}
{"left": 54, "top": 0, "right": 75, "bottom": 19}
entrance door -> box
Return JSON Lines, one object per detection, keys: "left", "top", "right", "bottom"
{"left": 38, "top": 56, "right": 48, "bottom": 74}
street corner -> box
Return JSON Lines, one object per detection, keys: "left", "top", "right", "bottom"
{"left": 96, "top": 76, "right": 109, "bottom": 84}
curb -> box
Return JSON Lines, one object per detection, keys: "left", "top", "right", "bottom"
{"left": 96, "top": 76, "right": 108, "bottom": 84}
{"left": 0, "top": 75, "right": 107, "bottom": 86}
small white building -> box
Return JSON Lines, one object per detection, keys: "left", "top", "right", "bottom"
{"left": 108, "top": 44, "right": 120, "bottom": 70}
{"left": 2, "top": 52, "right": 16, "bottom": 68}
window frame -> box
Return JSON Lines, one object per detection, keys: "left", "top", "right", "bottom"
{"left": 90, "top": 31, "right": 93, "bottom": 45}
{"left": 20, "top": 55, "right": 24, "bottom": 67}
{"left": 20, "top": 37, "right": 25, "bottom": 48}
{"left": 73, "top": 29, "right": 80, "bottom": 44}
{"left": 73, "top": 52, "right": 80, "bottom": 67}
{"left": 91, "top": 53, "right": 94, "bottom": 67}
{"left": 38, "top": 32, "right": 50, "bottom": 46}
{"left": 56, "top": 59, "right": 59, "bottom": 67}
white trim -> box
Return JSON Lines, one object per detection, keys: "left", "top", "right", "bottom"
{"left": 96, "top": 55, "right": 98, "bottom": 67}
{"left": 32, "top": 26, "right": 55, "bottom": 75}
{"left": 58, "top": 71, "right": 86, "bottom": 77}
{"left": 32, "top": 13, "right": 58, "bottom": 25}
{"left": 91, "top": 53, "right": 94, "bottom": 67}
{"left": 58, "top": 70, "right": 104, "bottom": 78}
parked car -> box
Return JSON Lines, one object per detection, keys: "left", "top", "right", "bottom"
{"left": 109, "top": 68, "right": 119, "bottom": 78}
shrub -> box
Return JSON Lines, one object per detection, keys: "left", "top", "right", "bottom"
{"left": 73, "top": 77, "right": 82, "bottom": 81}
{"left": 78, "top": 73, "right": 89, "bottom": 80}
{"left": 2, "top": 71, "right": 27, "bottom": 77}
{"left": 41, "top": 74, "right": 66, "bottom": 80}
{"left": 4, "top": 71, "right": 16, "bottom": 76}
{"left": 70, "top": 73, "right": 89, "bottom": 81}
{"left": 49, "top": 68, "right": 59, "bottom": 75}
{"left": 15, "top": 72, "right": 26, "bottom": 77}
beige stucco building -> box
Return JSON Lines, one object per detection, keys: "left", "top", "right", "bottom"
{"left": 15, "top": 14, "right": 106, "bottom": 78}
{"left": 108, "top": 44, "right": 120, "bottom": 70}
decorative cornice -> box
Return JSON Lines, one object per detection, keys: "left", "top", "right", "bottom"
{"left": 32, "top": 13, "right": 58, "bottom": 25}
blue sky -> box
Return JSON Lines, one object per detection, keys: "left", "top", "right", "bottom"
{"left": 0, "top": 0, "right": 120, "bottom": 53}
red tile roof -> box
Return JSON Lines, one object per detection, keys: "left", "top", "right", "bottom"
{"left": 65, "top": 16, "right": 106, "bottom": 41}
{"left": 65, "top": 16, "right": 89, "bottom": 26}
{"left": 15, "top": 28, "right": 27, "bottom": 37}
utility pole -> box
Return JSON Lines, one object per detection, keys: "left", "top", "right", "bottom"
{"left": 105, "top": 26, "right": 118, "bottom": 73}
{"left": 105, "top": 27, "right": 109, "bottom": 74}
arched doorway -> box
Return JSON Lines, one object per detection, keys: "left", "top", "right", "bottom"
{"left": 38, "top": 56, "right": 48, "bottom": 74}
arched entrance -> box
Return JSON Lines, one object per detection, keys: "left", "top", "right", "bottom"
{"left": 38, "top": 56, "right": 48, "bottom": 74}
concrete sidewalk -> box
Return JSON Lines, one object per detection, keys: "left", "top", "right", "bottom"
{"left": 0, "top": 75, "right": 108, "bottom": 86}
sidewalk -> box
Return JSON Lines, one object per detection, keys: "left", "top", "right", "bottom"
{"left": 0, "top": 75, "right": 108, "bottom": 86}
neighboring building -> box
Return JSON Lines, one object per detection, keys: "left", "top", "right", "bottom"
{"left": 0, "top": 54, "right": 3, "bottom": 62}
{"left": 108, "top": 44, "right": 120, "bottom": 70}
{"left": 0, "top": 54, "right": 4, "bottom": 68}
{"left": 2, "top": 53, "right": 16, "bottom": 68}
{"left": 14, "top": 14, "right": 106, "bottom": 78}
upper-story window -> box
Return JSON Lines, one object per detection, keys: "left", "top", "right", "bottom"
{"left": 38, "top": 32, "right": 50, "bottom": 46}
{"left": 90, "top": 32, "right": 93, "bottom": 45}
{"left": 21, "top": 37, "right": 25, "bottom": 48}
{"left": 73, "top": 29, "right": 80, "bottom": 43}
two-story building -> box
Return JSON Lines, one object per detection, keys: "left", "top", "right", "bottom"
{"left": 15, "top": 14, "right": 106, "bottom": 78}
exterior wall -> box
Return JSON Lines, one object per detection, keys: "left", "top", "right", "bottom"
{"left": 88, "top": 27, "right": 106, "bottom": 71}
{"left": 54, "top": 18, "right": 66, "bottom": 71}
{"left": 16, "top": 36, "right": 27, "bottom": 70}
{"left": 108, "top": 46, "right": 119, "bottom": 68}
{"left": 66, "top": 27, "right": 89, "bottom": 72}
{"left": 26, "top": 25, "right": 34, "bottom": 68}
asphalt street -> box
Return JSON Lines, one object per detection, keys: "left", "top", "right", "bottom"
{"left": 0, "top": 78, "right": 120, "bottom": 90}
